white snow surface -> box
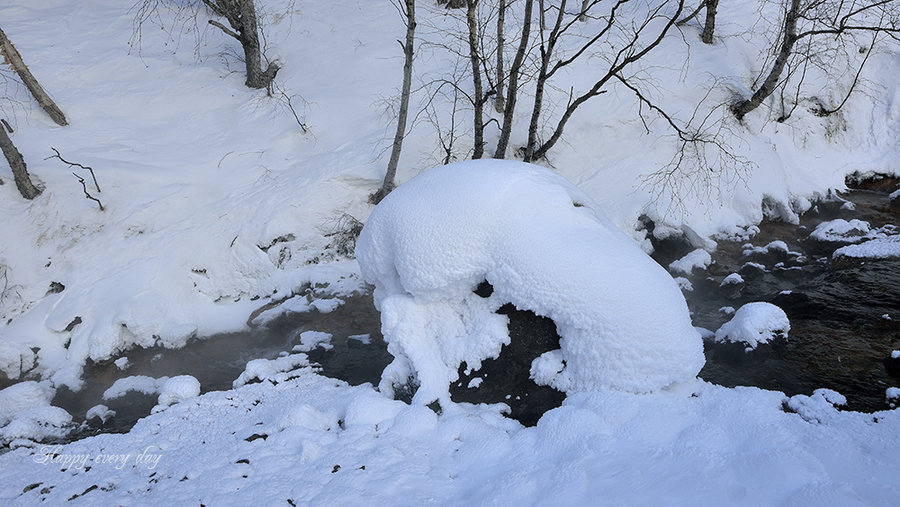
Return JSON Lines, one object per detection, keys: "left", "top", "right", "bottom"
{"left": 715, "top": 302, "right": 790, "bottom": 349}
{"left": 356, "top": 160, "right": 705, "bottom": 400}
{"left": 2, "top": 372, "right": 900, "bottom": 505}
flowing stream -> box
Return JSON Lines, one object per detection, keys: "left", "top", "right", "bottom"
{"left": 5, "top": 179, "right": 899, "bottom": 441}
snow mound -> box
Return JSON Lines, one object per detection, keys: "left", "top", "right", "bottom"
{"left": 715, "top": 302, "right": 790, "bottom": 349}
{"left": 833, "top": 235, "right": 900, "bottom": 260}
{"left": 356, "top": 160, "right": 704, "bottom": 403}
{"left": 156, "top": 375, "right": 202, "bottom": 408}
{"left": 668, "top": 249, "right": 712, "bottom": 275}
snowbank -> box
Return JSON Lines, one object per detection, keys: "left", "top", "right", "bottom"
{"left": 357, "top": 160, "right": 704, "bottom": 403}
{"left": 715, "top": 302, "right": 790, "bottom": 349}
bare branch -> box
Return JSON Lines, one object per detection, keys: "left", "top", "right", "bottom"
{"left": 47, "top": 147, "right": 101, "bottom": 193}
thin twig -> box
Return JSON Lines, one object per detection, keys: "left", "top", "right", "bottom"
{"left": 47, "top": 147, "right": 100, "bottom": 193}
{"left": 72, "top": 172, "right": 104, "bottom": 211}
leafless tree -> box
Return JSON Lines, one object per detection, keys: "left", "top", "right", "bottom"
{"left": 731, "top": 0, "right": 900, "bottom": 121}
{"left": 374, "top": 0, "right": 417, "bottom": 204}
{"left": 677, "top": 0, "right": 718, "bottom": 43}
{"left": 522, "top": 0, "right": 686, "bottom": 162}
{"left": 494, "top": 0, "right": 534, "bottom": 159}
{"left": 132, "top": 0, "right": 280, "bottom": 89}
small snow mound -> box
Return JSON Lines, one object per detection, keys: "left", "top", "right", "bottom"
{"left": 720, "top": 273, "right": 744, "bottom": 286}
{"left": 103, "top": 375, "right": 168, "bottom": 400}
{"left": 785, "top": 389, "right": 846, "bottom": 424}
{"left": 233, "top": 354, "right": 313, "bottom": 388}
{"left": 886, "top": 387, "right": 900, "bottom": 408}
{"left": 668, "top": 249, "right": 712, "bottom": 275}
{"left": 293, "top": 330, "right": 333, "bottom": 352}
{"left": 714, "top": 302, "right": 790, "bottom": 349}
{"left": 157, "top": 375, "right": 201, "bottom": 407}
{"left": 356, "top": 160, "right": 704, "bottom": 402}
{"left": 86, "top": 404, "right": 115, "bottom": 423}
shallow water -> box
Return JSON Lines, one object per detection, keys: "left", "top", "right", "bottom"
{"left": 5, "top": 181, "right": 900, "bottom": 443}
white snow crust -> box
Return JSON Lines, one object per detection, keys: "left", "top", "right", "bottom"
{"left": 833, "top": 235, "right": 900, "bottom": 260}
{"left": 715, "top": 302, "right": 790, "bottom": 349}
{"left": 357, "top": 160, "right": 704, "bottom": 401}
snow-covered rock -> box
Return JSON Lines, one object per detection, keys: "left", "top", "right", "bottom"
{"left": 356, "top": 160, "right": 704, "bottom": 403}
{"left": 810, "top": 219, "right": 872, "bottom": 243}
{"left": 887, "top": 387, "right": 900, "bottom": 409}
{"left": 0, "top": 381, "right": 71, "bottom": 446}
{"left": 156, "top": 375, "right": 201, "bottom": 407}
{"left": 668, "top": 248, "right": 712, "bottom": 275}
{"left": 833, "top": 235, "right": 900, "bottom": 260}
{"left": 714, "top": 302, "right": 790, "bottom": 349}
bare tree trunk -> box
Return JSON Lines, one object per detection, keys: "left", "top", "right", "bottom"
{"left": 494, "top": 0, "right": 506, "bottom": 114}
{"left": 466, "top": 0, "right": 485, "bottom": 159}
{"left": 524, "top": 0, "right": 566, "bottom": 162}
{"left": 203, "top": 0, "right": 279, "bottom": 89}
{"left": 0, "top": 122, "right": 41, "bottom": 199}
{"left": 0, "top": 26, "right": 67, "bottom": 126}
{"left": 494, "top": 0, "right": 534, "bottom": 159}
{"left": 700, "top": 0, "right": 718, "bottom": 44}
{"left": 374, "top": 0, "right": 416, "bottom": 204}
{"left": 579, "top": 0, "right": 591, "bottom": 21}
{"left": 731, "top": 0, "right": 800, "bottom": 120}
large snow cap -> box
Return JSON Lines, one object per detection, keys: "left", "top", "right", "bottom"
{"left": 356, "top": 160, "right": 704, "bottom": 401}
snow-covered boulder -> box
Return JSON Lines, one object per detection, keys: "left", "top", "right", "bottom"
{"left": 0, "top": 381, "right": 72, "bottom": 446}
{"left": 714, "top": 302, "right": 790, "bottom": 350}
{"left": 356, "top": 160, "right": 704, "bottom": 405}
{"left": 157, "top": 375, "right": 201, "bottom": 407}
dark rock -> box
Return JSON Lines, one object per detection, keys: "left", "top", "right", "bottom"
{"left": 449, "top": 282, "right": 565, "bottom": 426}
{"left": 885, "top": 354, "right": 900, "bottom": 378}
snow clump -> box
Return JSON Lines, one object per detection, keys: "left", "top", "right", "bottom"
{"left": 714, "top": 302, "right": 790, "bottom": 349}
{"left": 356, "top": 160, "right": 704, "bottom": 405}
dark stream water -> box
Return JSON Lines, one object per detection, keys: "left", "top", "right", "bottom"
{"left": 4, "top": 179, "right": 900, "bottom": 444}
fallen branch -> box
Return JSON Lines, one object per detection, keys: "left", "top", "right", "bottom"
{"left": 47, "top": 147, "right": 100, "bottom": 193}
{"left": 0, "top": 26, "right": 67, "bottom": 126}
{"left": 72, "top": 172, "right": 104, "bottom": 211}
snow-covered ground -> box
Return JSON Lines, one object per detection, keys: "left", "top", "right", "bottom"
{"left": 1, "top": 0, "right": 899, "bottom": 503}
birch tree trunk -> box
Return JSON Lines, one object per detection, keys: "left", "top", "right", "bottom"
{"left": 374, "top": 0, "right": 416, "bottom": 203}
{"left": 0, "top": 123, "right": 41, "bottom": 199}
